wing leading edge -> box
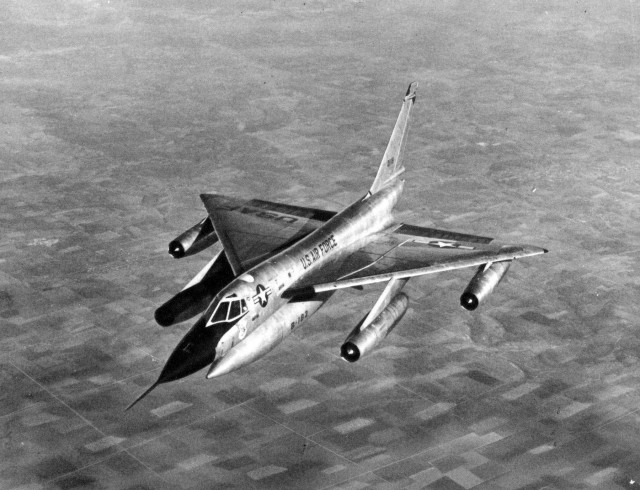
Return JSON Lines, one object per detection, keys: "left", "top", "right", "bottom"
{"left": 200, "top": 194, "right": 337, "bottom": 276}
{"left": 286, "top": 245, "right": 546, "bottom": 295}
{"left": 284, "top": 221, "right": 547, "bottom": 296}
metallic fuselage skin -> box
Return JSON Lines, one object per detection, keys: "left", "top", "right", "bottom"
{"left": 159, "top": 180, "right": 404, "bottom": 382}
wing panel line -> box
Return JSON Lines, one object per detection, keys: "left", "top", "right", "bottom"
{"left": 285, "top": 246, "right": 547, "bottom": 295}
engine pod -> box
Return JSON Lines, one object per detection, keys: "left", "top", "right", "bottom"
{"left": 169, "top": 217, "right": 218, "bottom": 258}
{"left": 341, "top": 293, "right": 409, "bottom": 362}
{"left": 460, "top": 261, "right": 511, "bottom": 311}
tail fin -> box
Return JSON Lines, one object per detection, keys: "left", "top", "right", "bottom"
{"left": 369, "top": 82, "right": 417, "bottom": 195}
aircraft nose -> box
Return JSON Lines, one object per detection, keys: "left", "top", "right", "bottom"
{"left": 158, "top": 317, "right": 217, "bottom": 383}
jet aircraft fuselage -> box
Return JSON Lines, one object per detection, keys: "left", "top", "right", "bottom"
{"left": 127, "top": 82, "right": 547, "bottom": 410}
{"left": 158, "top": 180, "right": 402, "bottom": 384}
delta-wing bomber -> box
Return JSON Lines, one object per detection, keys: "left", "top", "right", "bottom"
{"left": 127, "top": 82, "right": 547, "bottom": 410}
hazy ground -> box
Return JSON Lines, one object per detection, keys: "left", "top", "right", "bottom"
{"left": 1, "top": 1, "right": 640, "bottom": 488}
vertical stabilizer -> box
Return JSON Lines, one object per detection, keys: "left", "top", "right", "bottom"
{"left": 369, "top": 82, "right": 417, "bottom": 195}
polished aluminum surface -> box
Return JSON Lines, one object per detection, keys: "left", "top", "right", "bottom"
{"left": 341, "top": 292, "right": 409, "bottom": 362}
{"left": 460, "top": 260, "right": 511, "bottom": 311}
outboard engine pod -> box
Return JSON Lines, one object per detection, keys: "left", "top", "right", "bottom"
{"left": 460, "top": 261, "right": 511, "bottom": 311}
{"left": 341, "top": 293, "right": 409, "bottom": 362}
{"left": 169, "top": 217, "right": 218, "bottom": 258}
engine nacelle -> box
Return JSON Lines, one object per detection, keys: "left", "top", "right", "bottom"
{"left": 168, "top": 217, "right": 218, "bottom": 258}
{"left": 460, "top": 261, "right": 511, "bottom": 311}
{"left": 341, "top": 293, "right": 409, "bottom": 362}
{"left": 155, "top": 251, "right": 235, "bottom": 327}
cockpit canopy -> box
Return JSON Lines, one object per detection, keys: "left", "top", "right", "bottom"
{"left": 207, "top": 294, "right": 248, "bottom": 326}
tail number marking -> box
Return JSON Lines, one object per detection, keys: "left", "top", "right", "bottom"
{"left": 291, "top": 311, "right": 308, "bottom": 330}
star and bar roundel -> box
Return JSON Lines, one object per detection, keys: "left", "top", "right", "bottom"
{"left": 424, "top": 240, "right": 475, "bottom": 250}
{"left": 253, "top": 284, "right": 272, "bottom": 308}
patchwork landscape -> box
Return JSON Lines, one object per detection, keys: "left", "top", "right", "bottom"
{"left": 1, "top": 1, "right": 640, "bottom": 488}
